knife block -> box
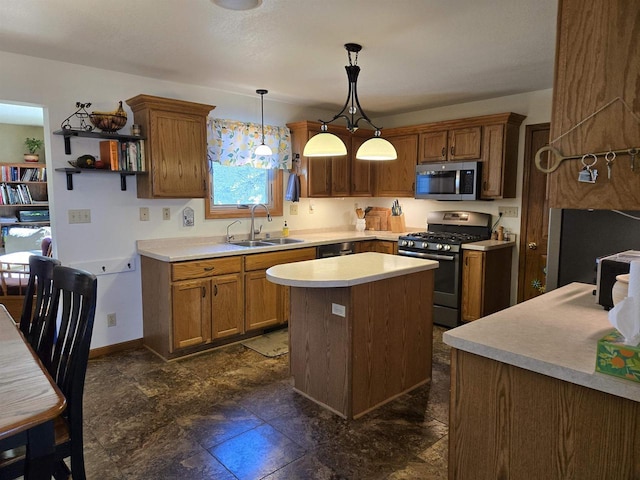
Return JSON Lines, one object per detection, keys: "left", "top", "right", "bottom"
{"left": 389, "top": 214, "right": 406, "bottom": 233}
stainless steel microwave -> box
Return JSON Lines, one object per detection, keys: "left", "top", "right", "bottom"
{"left": 415, "top": 161, "right": 481, "bottom": 200}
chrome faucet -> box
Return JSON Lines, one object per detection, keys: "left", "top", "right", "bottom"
{"left": 226, "top": 220, "right": 241, "bottom": 242}
{"left": 249, "top": 204, "right": 272, "bottom": 240}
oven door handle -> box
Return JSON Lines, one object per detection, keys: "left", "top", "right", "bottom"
{"left": 398, "top": 250, "right": 455, "bottom": 261}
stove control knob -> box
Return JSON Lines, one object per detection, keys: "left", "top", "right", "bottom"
{"left": 408, "top": 240, "right": 414, "bottom": 247}
{"left": 442, "top": 244, "right": 451, "bottom": 251}
{"left": 436, "top": 243, "right": 444, "bottom": 250}
{"left": 399, "top": 240, "right": 406, "bottom": 247}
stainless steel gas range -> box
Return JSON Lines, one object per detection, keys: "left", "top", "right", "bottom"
{"left": 397, "top": 211, "right": 492, "bottom": 328}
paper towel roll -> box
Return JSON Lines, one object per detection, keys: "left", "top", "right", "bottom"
{"left": 608, "top": 260, "right": 640, "bottom": 346}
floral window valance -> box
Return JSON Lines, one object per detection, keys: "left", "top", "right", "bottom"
{"left": 207, "top": 118, "right": 292, "bottom": 169}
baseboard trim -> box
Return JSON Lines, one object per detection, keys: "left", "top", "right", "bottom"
{"left": 89, "top": 338, "right": 144, "bottom": 359}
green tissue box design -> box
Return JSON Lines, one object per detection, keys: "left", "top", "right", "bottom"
{"left": 596, "top": 329, "right": 640, "bottom": 383}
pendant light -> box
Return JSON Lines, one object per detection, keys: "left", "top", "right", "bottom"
{"left": 303, "top": 43, "right": 397, "bottom": 161}
{"left": 255, "top": 89, "right": 272, "bottom": 156}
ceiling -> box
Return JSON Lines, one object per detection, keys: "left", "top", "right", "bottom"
{"left": 0, "top": 0, "right": 558, "bottom": 124}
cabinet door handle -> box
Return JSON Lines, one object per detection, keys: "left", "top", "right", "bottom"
{"left": 465, "top": 257, "right": 468, "bottom": 266}
{"left": 451, "top": 146, "right": 455, "bottom": 157}
{"left": 213, "top": 284, "right": 218, "bottom": 296}
{"left": 483, "top": 181, "right": 487, "bottom": 191}
{"left": 441, "top": 147, "right": 446, "bottom": 158}
{"left": 204, "top": 267, "right": 214, "bottom": 272}
{"left": 201, "top": 286, "right": 206, "bottom": 298}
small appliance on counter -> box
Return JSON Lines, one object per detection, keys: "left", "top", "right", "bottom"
{"left": 596, "top": 250, "right": 640, "bottom": 310}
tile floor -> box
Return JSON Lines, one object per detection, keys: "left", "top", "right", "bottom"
{"left": 82, "top": 326, "right": 451, "bottom": 479}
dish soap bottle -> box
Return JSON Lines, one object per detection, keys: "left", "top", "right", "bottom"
{"left": 282, "top": 221, "right": 289, "bottom": 237}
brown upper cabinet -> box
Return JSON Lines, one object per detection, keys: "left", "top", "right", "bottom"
{"left": 287, "top": 121, "right": 373, "bottom": 197}
{"left": 373, "top": 134, "right": 418, "bottom": 197}
{"left": 384, "top": 112, "right": 525, "bottom": 199}
{"left": 419, "top": 127, "right": 481, "bottom": 163}
{"left": 290, "top": 112, "right": 524, "bottom": 199}
{"left": 548, "top": 0, "right": 640, "bottom": 209}
{"left": 126, "top": 94, "right": 215, "bottom": 199}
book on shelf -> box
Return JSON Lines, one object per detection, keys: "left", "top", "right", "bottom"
{"left": 0, "top": 183, "right": 34, "bottom": 205}
{"left": 100, "top": 140, "right": 120, "bottom": 171}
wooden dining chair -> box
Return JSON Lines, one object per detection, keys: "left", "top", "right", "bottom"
{"left": 0, "top": 265, "right": 97, "bottom": 480}
{"left": 18, "top": 255, "right": 61, "bottom": 355}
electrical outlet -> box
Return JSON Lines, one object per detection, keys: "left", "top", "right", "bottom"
{"left": 498, "top": 206, "right": 519, "bottom": 218}
{"left": 290, "top": 204, "right": 298, "bottom": 215}
{"left": 107, "top": 313, "right": 117, "bottom": 327}
{"left": 139, "top": 207, "right": 149, "bottom": 221}
{"left": 68, "top": 209, "right": 91, "bottom": 224}
{"left": 162, "top": 207, "right": 171, "bottom": 220}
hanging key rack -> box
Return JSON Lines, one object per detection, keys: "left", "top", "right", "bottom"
{"left": 535, "top": 97, "right": 640, "bottom": 175}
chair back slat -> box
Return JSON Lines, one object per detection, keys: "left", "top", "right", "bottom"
{"left": 19, "top": 256, "right": 61, "bottom": 361}
{"left": 44, "top": 266, "right": 97, "bottom": 409}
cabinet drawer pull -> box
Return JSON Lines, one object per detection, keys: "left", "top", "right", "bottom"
{"left": 204, "top": 267, "right": 214, "bottom": 272}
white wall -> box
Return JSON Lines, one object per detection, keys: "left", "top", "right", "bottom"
{"left": 0, "top": 50, "right": 552, "bottom": 348}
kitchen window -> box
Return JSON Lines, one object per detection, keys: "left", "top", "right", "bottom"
{"left": 205, "top": 118, "right": 291, "bottom": 219}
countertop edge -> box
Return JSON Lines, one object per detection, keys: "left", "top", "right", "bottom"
{"left": 443, "top": 283, "right": 640, "bottom": 403}
{"left": 266, "top": 253, "right": 439, "bottom": 288}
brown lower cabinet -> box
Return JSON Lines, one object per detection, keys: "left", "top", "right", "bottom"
{"left": 141, "top": 247, "right": 316, "bottom": 360}
{"left": 461, "top": 248, "right": 512, "bottom": 322}
{"left": 354, "top": 240, "right": 398, "bottom": 254}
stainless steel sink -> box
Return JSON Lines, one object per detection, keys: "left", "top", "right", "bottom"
{"left": 230, "top": 240, "right": 273, "bottom": 247}
{"left": 263, "top": 238, "right": 304, "bottom": 245}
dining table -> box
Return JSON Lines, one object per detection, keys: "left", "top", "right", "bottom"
{"left": 0, "top": 304, "right": 66, "bottom": 479}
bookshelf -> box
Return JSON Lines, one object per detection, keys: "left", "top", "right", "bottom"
{"left": 53, "top": 129, "right": 147, "bottom": 190}
{"left": 0, "top": 163, "right": 48, "bottom": 227}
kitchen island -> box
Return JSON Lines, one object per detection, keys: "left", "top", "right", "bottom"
{"left": 444, "top": 283, "right": 640, "bottom": 479}
{"left": 267, "top": 252, "right": 438, "bottom": 419}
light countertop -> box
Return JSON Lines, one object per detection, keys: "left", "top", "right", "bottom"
{"left": 137, "top": 229, "right": 514, "bottom": 262}
{"left": 443, "top": 283, "right": 640, "bottom": 402}
{"left": 136, "top": 230, "right": 411, "bottom": 262}
{"left": 461, "top": 239, "right": 515, "bottom": 251}
{"left": 266, "top": 252, "right": 438, "bottom": 288}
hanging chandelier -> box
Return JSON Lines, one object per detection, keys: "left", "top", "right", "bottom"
{"left": 303, "top": 43, "right": 397, "bottom": 161}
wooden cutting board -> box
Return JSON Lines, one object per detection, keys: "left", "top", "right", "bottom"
{"left": 365, "top": 207, "right": 392, "bottom": 230}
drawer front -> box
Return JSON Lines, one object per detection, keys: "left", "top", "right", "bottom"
{"left": 244, "top": 247, "right": 316, "bottom": 271}
{"left": 172, "top": 256, "right": 242, "bottom": 281}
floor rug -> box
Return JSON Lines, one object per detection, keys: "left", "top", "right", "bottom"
{"left": 240, "top": 328, "right": 288, "bottom": 357}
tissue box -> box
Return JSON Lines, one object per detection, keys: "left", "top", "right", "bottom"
{"left": 595, "top": 329, "right": 640, "bottom": 383}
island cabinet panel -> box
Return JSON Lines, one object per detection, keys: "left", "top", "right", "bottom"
{"left": 289, "top": 287, "right": 352, "bottom": 416}
{"left": 548, "top": 0, "right": 640, "bottom": 209}
{"left": 289, "top": 269, "right": 433, "bottom": 419}
{"left": 450, "top": 349, "right": 640, "bottom": 480}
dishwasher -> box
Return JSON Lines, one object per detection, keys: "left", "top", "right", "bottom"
{"left": 316, "top": 242, "right": 355, "bottom": 258}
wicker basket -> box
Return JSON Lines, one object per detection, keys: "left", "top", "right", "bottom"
{"left": 89, "top": 114, "right": 127, "bottom": 133}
